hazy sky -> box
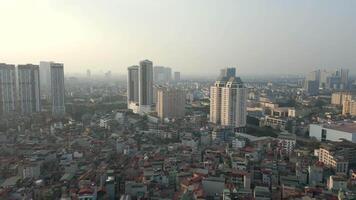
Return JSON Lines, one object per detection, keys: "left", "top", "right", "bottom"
{"left": 1, "top": 0, "right": 356, "bottom": 76}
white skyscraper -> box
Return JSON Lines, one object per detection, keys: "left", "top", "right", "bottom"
{"left": 210, "top": 77, "right": 227, "bottom": 124}
{"left": 18, "top": 64, "right": 41, "bottom": 114}
{"left": 51, "top": 63, "right": 65, "bottom": 117}
{"left": 220, "top": 77, "right": 247, "bottom": 128}
{"left": 210, "top": 68, "right": 247, "bottom": 128}
{"left": 0, "top": 63, "right": 17, "bottom": 115}
{"left": 138, "top": 60, "right": 153, "bottom": 112}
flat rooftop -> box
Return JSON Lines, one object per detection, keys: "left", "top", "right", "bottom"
{"left": 323, "top": 122, "right": 356, "bottom": 133}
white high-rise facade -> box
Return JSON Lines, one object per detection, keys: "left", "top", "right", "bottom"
{"left": 210, "top": 68, "right": 247, "bottom": 128}
{"left": 18, "top": 64, "right": 41, "bottom": 114}
{"left": 220, "top": 77, "right": 247, "bottom": 127}
{"left": 50, "top": 63, "right": 65, "bottom": 117}
{"left": 139, "top": 60, "right": 153, "bottom": 112}
{"left": 0, "top": 63, "right": 17, "bottom": 115}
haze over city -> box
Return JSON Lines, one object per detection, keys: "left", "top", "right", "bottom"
{"left": 2, "top": 1, "right": 356, "bottom": 200}
{"left": 1, "top": 0, "right": 356, "bottom": 76}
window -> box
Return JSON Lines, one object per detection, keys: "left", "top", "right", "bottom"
{"left": 321, "top": 129, "right": 327, "bottom": 141}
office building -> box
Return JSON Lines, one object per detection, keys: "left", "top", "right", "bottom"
{"left": 210, "top": 68, "right": 247, "bottom": 128}
{"left": 50, "top": 63, "right": 65, "bottom": 117}
{"left": 156, "top": 87, "right": 185, "bottom": 120}
{"left": 18, "top": 64, "right": 41, "bottom": 114}
{"left": 0, "top": 63, "right": 17, "bottom": 115}
{"left": 174, "top": 71, "right": 180, "bottom": 82}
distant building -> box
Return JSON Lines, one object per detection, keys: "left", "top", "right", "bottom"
{"left": 40, "top": 61, "right": 65, "bottom": 117}
{"left": 309, "top": 123, "right": 356, "bottom": 143}
{"left": 305, "top": 80, "right": 319, "bottom": 96}
{"left": 139, "top": 60, "right": 153, "bottom": 113}
{"left": 305, "top": 68, "right": 349, "bottom": 91}
{"left": 156, "top": 87, "right": 185, "bottom": 120}
{"left": 308, "top": 163, "right": 323, "bottom": 186}
{"left": 327, "top": 175, "right": 348, "bottom": 192}
{"left": 174, "top": 71, "right": 180, "bottom": 82}
{"left": 127, "top": 65, "right": 139, "bottom": 104}
{"left": 220, "top": 67, "right": 236, "bottom": 78}
{"left": 331, "top": 91, "right": 352, "bottom": 106}
{"left": 277, "top": 132, "right": 296, "bottom": 155}
{"left": 0, "top": 63, "right": 17, "bottom": 115}
{"left": 318, "top": 141, "right": 356, "bottom": 174}
{"left": 210, "top": 68, "right": 247, "bottom": 128}
{"left": 127, "top": 60, "right": 154, "bottom": 114}
{"left": 18, "top": 64, "right": 41, "bottom": 114}
{"left": 50, "top": 63, "right": 65, "bottom": 117}
{"left": 221, "top": 77, "right": 247, "bottom": 128}
{"left": 153, "top": 66, "right": 171, "bottom": 83}
{"left": 86, "top": 69, "right": 91, "bottom": 78}
{"left": 342, "top": 98, "right": 356, "bottom": 116}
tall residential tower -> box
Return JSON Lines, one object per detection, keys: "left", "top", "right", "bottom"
{"left": 210, "top": 68, "right": 247, "bottom": 128}
{"left": 0, "top": 63, "right": 17, "bottom": 115}
{"left": 18, "top": 64, "right": 41, "bottom": 114}
{"left": 127, "top": 60, "right": 154, "bottom": 114}
{"left": 138, "top": 60, "right": 153, "bottom": 112}
{"left": 50, "top": 63, "right": 65, "bottom": 116}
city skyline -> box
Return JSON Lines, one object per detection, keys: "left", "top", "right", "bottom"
{"left": 1, "top": 0, "right": 356, "bottom": 76}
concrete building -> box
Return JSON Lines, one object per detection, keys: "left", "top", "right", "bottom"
{"left": 318, "top": 141, "right": 356, "bottom": 174}
{"left": 127, "top": 65, "right": 139, "bottom": 104}
{"left": 0, "top": 63, "right": 17, "bottom": 115}
{"left": 331, "top": 91, "right": 352, "bottom": 106}
{"left": 50, "top": 63, "right": 65, "bottom": 117}
{"left": 308, "top": 163, "right": 323, "bottom": 186}
{"left": 327, "top": 175, "right": 348, "bottom": 192}
{"left": 153, "top": 66, "right": 171, "bottom": 83}
{"left": 309, "top": 123, "right": 356, "bottom": 143}
{"left": 221, "top": 77, "right": 247, "bottom": 128}
{"left": 210, "top": 68, "right": 247, "bottom": 128}
{"left": 210, "top": 77, "right": 227, "bottom": 124}
{"left": 39, "top": 61, "right": 51, "bottom": 99}
{"left": 39, "top": 62, "right": 65, "bottom": 116}
{"left": 342, "top": 99, "right": 356, "bottom": 116}
{"left": 220, "top": 68, "right": 236, "bottom": 78}
{"left": 277, "top": 132, "right": 296, "bottom": 155}
{"left": 174, "top": 71, "right": 180, "bottom": 82}
{"left": 138, "top": 60, "right": 153, "bottom": 113}
{"left": 156, "top": 87, "right": 185, "bottom": 120}
{"left": 18, "top": 64, "right": 41, "bottom": 114}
